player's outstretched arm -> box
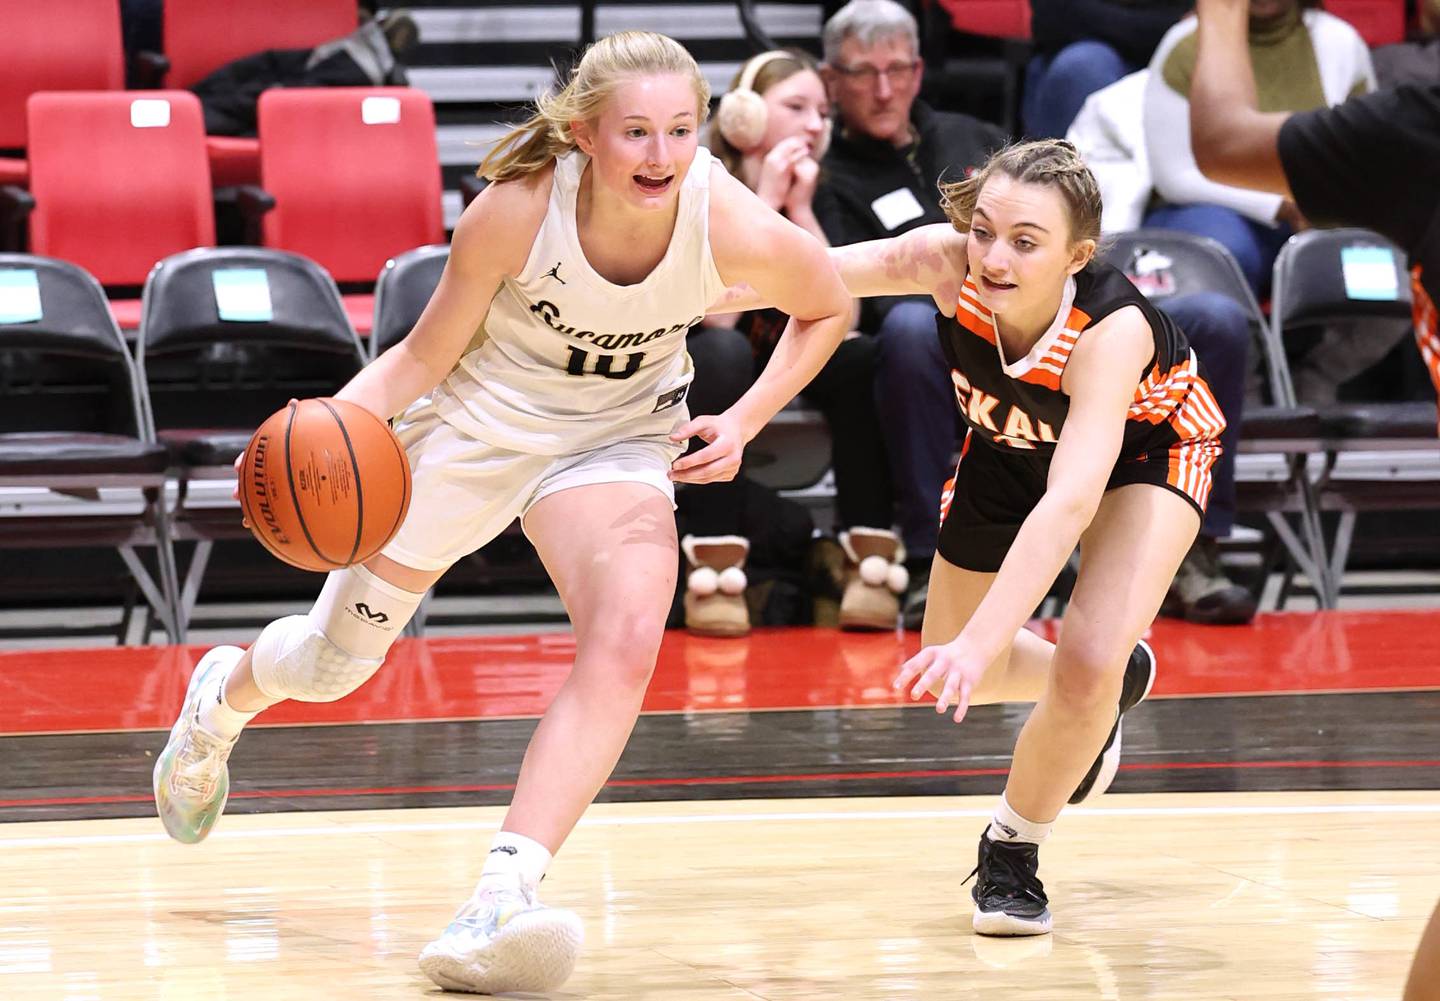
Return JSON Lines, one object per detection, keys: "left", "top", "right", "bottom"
{"left": 894, "top": 309, "right": 1152, "bottom": 722}
{"left": 335, "top": 170, "right": 550, "bottom": 422}
{"left": 705, "top": 222, "right": 967, "bottom": 316}
{"left": 829, "top": 223, "right": 968, "bottom": 309}
{"left": 1191, "top": 0, "right": 1293, "bottom": 195}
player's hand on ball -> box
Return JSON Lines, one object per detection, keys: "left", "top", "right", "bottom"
{"left": 894, "top": 637, "right": 990, "bottom": 723}
{"left": 669, "top": 413, "right": 746, "bottom": 484}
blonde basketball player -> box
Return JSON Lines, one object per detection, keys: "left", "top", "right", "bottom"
{"left": 151, "top": 31, "right": 850, "bottom": 994}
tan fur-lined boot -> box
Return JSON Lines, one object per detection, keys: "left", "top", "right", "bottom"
{"left": 682, "top": 535, "right": 751, "bottom": 638}
{"left": 838, "top": 527, "right": 908, "bottom": 631}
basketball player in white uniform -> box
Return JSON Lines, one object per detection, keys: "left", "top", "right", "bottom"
{"left": 151, "top": 31, "right": 851, "bottom": 994}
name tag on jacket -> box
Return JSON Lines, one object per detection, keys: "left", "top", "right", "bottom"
{"left": 871, "top": 188, "right": 926, "bottom": 230}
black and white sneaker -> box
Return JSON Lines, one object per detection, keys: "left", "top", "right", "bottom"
{"left": 966, "top": 831, "right": 1052, "bottom": 936}
{"left": 1069, "top": 639, "right": 1157, "bottom": 805}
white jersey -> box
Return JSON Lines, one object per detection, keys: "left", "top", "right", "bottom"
{"left": 430, "top": 146, "right": 728, "bottom": 454}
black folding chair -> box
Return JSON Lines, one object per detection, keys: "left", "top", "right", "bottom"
{"left": 137, "top": 247, "right": 367, "bottom": 637}
{"left": 0, "top": 254, "right": 178, "bottom": 642}
{"left": 1270, "top": 228, "right": 1428, "bottom": 605}
{"left": 371, "top": 244, "right": 449, "bottom": 360}
{"left": 1104, "top": 230, "right": 1330, "bottom": 605}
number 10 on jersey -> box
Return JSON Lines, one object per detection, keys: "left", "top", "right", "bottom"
{"left": 565, "top": 346, "right": 644, "bottom": 379}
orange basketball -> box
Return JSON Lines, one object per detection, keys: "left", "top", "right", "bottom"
{"left": 239, "top": 398, "right": 412, "bottom": 572}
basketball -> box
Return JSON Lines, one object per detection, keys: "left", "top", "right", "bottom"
{"left": 239, "top": 398, "right": 412, "bottom": 572}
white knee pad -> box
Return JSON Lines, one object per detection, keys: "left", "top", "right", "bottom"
{"left": 250, "top": 565, "right": 425, "bottom": 703}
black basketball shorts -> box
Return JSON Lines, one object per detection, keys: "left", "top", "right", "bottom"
{"left": 936, "top": 432, "right": 1216, "bottom": 573}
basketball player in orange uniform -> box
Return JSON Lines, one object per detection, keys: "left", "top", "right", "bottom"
{"left": 1189, "top": 2, "right": 1440, "bottom": 995}
{"left": 721, "top": 138, "right": 1225, "bottom": 935}
{"left": 151, "top": 31, "right": 851, "bottom": 994}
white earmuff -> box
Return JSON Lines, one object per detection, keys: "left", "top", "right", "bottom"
{"left": 715, "top": 50, "right": 793, "bottom": 153}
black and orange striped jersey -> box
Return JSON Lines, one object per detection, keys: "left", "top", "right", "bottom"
{"left": 937, "top": 259, "right": 1226, "bottom": 511}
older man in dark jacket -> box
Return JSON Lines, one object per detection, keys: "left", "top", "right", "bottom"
{"left": 814, "top": 0, "right": 1007, "bottom": 626}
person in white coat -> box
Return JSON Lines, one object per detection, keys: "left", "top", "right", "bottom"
{"left": 1141, "top": 0, "right": 1374, "bottom": 295}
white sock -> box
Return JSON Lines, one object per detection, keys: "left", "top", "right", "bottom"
{"left": 195, "top": 669, "right": 259, "bottom": 740}
{"left": 986, "top": 793, "right": 1053, "bottom": 844}
{"left": 479, "top": 831, "right": 552, "bottom": 891}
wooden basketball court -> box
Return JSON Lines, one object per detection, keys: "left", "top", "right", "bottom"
{"left": 2, "top": 612, "right": 1437, "bottom": 997}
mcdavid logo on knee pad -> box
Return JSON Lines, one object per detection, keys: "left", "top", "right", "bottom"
{"left": 351, "top": 602, "right": 391, "bottom": 626}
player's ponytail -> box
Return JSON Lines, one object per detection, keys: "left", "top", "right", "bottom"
{"left": 479, "top": 31, "right": 711, "bottom": 183}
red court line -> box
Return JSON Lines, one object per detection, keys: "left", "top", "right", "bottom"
{"left": 3, "top": 610, "right": 1439, "bottom": 735}
{"left": 5, "top": 759, "right": 1439, "bottom": 810}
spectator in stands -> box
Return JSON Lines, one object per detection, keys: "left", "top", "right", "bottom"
{"left": 815, "top": 0, "right": 1008, "bottom": 628}
{"left": 1143, "top": 0, "right": 1375, "bottom": 297}
{"left": 817, "top": 0, "right": 1256, "bottom": 624}
{"left": 1024, "top": 0, "right": 1190, "bottom": 139}
{"left": 689, "top": 49, "right": 902, "bottom": 635}
{"left": 1373, "top": 0, "right": 1440, "bottom": 88}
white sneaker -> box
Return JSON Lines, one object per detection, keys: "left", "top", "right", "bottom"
{"left": 152, "top": 646, "right": 244, "bottom": 844}
{"left": 418, "top": 877, "right": 584, "bottom": 994}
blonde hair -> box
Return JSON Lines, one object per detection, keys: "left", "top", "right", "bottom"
{"left": 478, "top": 31, "right": 711, "bottom": 183}
{"left": 708, "top": 49, "right": 819, "bottom": 176}
{"left": 939, "top": 139, "right": 1103, "bottom": 249}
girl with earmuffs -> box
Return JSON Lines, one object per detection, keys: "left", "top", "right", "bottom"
{"left": 681, "top": 49, "right": 908, "bottom": 638}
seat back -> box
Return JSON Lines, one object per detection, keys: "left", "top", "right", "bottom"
{"left": 26, "top": 92, "right": 214, "bottom": 287}
{"left": 1105, "top": 229, "right": 1264, "bottom": 322}
{"left": 1101, "top": 229, "right": 1293, "bottom": 403}
{"left": 1322, "top": 0, "right": 1406, "bottom": 46}
{"left": 0, "top": 254, "right": 145, "bottom": 437}
{"left": 1271, "top": 228, "right": 1414, "bottom": 334}
{"left": 138, "top": 248, "right": 366, "bottom": 432}
{"left": 372, "top": 245, "right": 449, "bottom": 359}
{"left": 934, "top": 0, "right": 1032, "bottom": 38}
{"left": 0, "top": 0, "right": 124, "bottom": 149}
{"left": 162, "top": 0, "right": 359, "bottom": 88}
{"left": 258, "top": 88, "right": 444, "bottom": 284}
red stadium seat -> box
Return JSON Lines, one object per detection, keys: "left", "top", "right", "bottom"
{"left": 162, "top": 0, "right": 358, "bottom": 89}
{"left": 921, "top": 0, "right": 1032, "bottom": 133}
{"left": 933, "top": 0, "right": 1032, "bottom": 39}
{"left": 160, "top": 0, "right": 358, "bottom": 186}
{"left": 1323, "top": 0, "right": 1406, "bottom": 47}
{"left": 0, "top": 0, "right": 125, "bottom": 186}
{"left": 254, "top": 88, "right": 444, "bottom": 336}
{"left": 25, "top": 92, "right": 214, "bottom": 326}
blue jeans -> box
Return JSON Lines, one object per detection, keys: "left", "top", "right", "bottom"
{"left": 1143, "top": 203, "right": 1291, "bottom": 298}
{"left": 1023, "top": 41, "right": 1135, "bottom": 139}
{"left": 873, "top": 299, "right": 956, "bottom": 563}
{"left": 1161, "top": 292, "right": 1250, "bottom": 540}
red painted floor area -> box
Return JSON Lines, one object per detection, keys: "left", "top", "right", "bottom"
{"left": 3, "top": 610, "right": 1439, "bottom": 735}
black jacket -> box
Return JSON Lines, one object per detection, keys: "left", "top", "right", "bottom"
{"left": 814, "top": 101, "right": 1006, "bottom": 330}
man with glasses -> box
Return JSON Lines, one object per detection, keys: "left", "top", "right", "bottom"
{"left": 814, "top": 0, "right": 1008, "bottom": 629}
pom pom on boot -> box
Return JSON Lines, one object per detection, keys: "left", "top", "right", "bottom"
{"left": 838, "top": 527, "right": 907, "bottom": 631}
{"left": 682, "top": 535, "right": 751, "bottom": 638}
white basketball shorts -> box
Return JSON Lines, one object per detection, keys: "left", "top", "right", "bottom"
{"left": 381, "top": 401, "right": 684, "bottom": 572}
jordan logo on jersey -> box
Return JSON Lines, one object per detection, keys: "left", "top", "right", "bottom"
{"left": 543, "top": 261, "right": 566, "bottom": 285}
{"left": 951, "top": 369, "right": 1056, "bottom": 449}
